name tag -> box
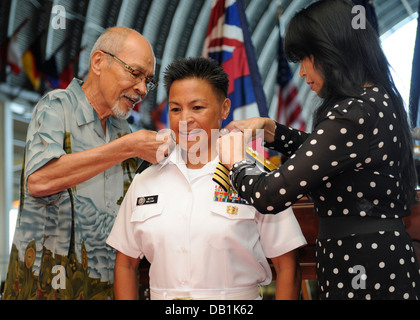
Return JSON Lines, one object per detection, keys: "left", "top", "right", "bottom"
{"left": 136, "top": 195, "right": 158, "bottom": 206}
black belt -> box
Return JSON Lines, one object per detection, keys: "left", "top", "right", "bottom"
{"left": 318, "top": 216, "right": 406, "bottom": 239}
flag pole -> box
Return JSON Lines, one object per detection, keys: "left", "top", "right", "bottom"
{"left": 277, "top": 1, "right": 284, "bottom": 36}
{"left": 277, "top": 0, "right": 282, "bottom": 23}
{"left": 10, "top": 17, "right": 30, "bottom": 39}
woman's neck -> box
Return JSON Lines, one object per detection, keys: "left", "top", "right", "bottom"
{"left": 183, "top": 143, "right": 218, "bottom": 169}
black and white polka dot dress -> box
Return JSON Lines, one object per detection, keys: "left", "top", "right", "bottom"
{"left": 231, "top": 86, "right": 420, "bottom": 300}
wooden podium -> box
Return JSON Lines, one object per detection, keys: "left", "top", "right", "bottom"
{"left": 291, "top": 193, "right": 420, "bottom": 281}
{"left": 292, "top": 197, "right": 319, "bottom": 280}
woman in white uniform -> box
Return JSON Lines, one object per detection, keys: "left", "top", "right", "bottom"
{"left": 106, "top": 57, "right": 306, "bottom": 300}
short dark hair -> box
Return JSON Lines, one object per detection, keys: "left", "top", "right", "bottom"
{"left": 163, "top": 57, "right": 229, "bottom": 99}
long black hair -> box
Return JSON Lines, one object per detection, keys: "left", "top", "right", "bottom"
{"left": 284, "top": 0, "right": 417, "bottom": 204}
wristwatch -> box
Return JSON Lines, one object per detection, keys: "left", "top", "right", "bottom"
{"left": 229, "top": 159, "right": 256, "bottom": 193}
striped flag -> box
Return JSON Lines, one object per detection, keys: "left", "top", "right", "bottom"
{"left": 22, "top": 48, "right": 41, "bottom": 90}
{"left": 276, "top": 34, "right": 306, "bottom": 131}
{"left": 203, "top": 0, "right": 268, "bottom": 127}
{"left": 6, "top": 35, "right": 22, "bottom": 75}
{"left": 22, "top": 34, "right": 44, "bottom": 91}
{"left": 0, "top": 18, "right": 28, "bottom": 79}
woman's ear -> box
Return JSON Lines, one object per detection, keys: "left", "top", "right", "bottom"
{"left": 221, "top": 98, "right": 231, "bottom": 120}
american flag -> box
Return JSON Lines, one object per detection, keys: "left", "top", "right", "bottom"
{"left": 276, "top": 34, "right": 306, "bottom": 131}
{"left": 203, "top": 0, "right": 268, "bottom": 127}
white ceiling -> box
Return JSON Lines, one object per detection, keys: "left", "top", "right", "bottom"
{"left": 1, "top": 0, "right": 418, "bottom": 200}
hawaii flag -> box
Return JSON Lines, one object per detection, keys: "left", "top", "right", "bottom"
{"left": 203, "top": 0, "right": 268, "bottom": 127}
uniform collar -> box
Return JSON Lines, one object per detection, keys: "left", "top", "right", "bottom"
{"left": 159, "top": 145, "right": 218, "bottom": 176}
{"left": 158, "top": 145, "right": 185, "bottom": 169}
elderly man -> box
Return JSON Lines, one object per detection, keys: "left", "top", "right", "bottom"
{"left": 2, "top": 27, "right": 166, "bottom": 300}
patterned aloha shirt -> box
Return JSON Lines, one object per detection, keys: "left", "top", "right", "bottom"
{"left": 2, "top": 79, "right": 138, "bottom": 300}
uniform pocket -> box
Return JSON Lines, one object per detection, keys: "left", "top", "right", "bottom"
{"left": 209, "top": 202, "right": 257, "bottom": 251}
{"left": 130, "top": 202, "right": 163, "bottom": 222}
{"left": 129, "top": 201, "right": 164, "bottom": 258}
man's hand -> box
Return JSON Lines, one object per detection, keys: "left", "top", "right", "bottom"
{"left": 125, "top": 129, "right": 174, "bottom": 164}
{"left": 27, "top": 129, "right": 172, "bottom": 197}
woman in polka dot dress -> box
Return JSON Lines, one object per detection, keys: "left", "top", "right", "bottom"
{"left": 219, "top": 0, "right": 420, "bottom": 300}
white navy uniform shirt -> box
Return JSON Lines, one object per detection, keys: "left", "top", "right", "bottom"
{"left": 107, "top": 146, "right": 306, "bottom": 299}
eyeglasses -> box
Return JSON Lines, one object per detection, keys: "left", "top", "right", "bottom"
{"left": 100, "top": 50, "right": 158, "bottom": 93}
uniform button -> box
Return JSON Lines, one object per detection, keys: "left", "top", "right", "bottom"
{"left": 181, "top": 247, "right": 187, "bottom": 253}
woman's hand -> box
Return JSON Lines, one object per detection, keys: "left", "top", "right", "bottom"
{"left": 217, "top": 130, "right": 246, "bottom": 170}
{"left": 224, "top": 117, "right": 276, "bottom": 143}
